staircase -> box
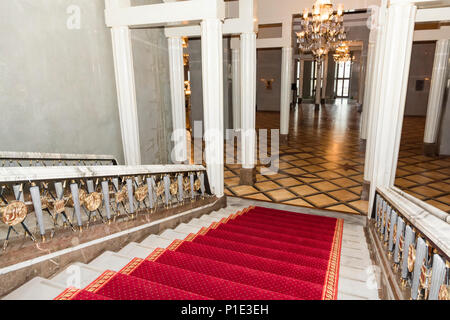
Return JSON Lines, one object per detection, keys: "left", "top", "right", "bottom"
{"left": 2, "top": 200, "right": 379, "bottom": 300}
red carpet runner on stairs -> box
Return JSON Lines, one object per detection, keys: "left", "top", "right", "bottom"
{"left": 55, "top": 206, "right": 343, "bottom": 300}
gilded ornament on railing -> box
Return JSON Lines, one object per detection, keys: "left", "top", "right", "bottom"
{"left": 53, "top": 199, "right": 65, "bottom": 214}
{"left": 170, "top": 180, "right": 178, "bottom": 197}
{"left": 41, "top": 196, "right": 51, "bottom": 210}
{"left": 115, "top": 186, "right": 127, "bottom": 204}
{"left": 419, "top": 263, "right": 432, "bottom": 299}
{"left": 183, "top": 177, "right": 190, "bottom": 193}
{"left": 156, "top": 181, "right": 164, "bottom": 198}
{"left": 67, "top": 189, "right": 87, "bottom": 207}
{"left": 84, "top": 192, "right": 102, "bottom": 212}
{"left": 408, "top": 244, "right": 416, "bottom": 273}
{"left": 135, "top": 185, "right": 148, "bottom": 202}
{"left": 0, "top": 201, "right": 27, "bottom": 226}
{"left": 438, "top": 284, "right": 449, "bottom": 300}
{"left": 194, "top": 179, "right": 201, "bottom": 191}
{"left": 393, "top": 224, "right": 397, "bottom": 244}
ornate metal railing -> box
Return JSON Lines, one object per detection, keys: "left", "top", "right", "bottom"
{"left": 373, "top": 187, "right": 450, "bottom": 300}
{"left": 0, "top": 151, "right": 118, "bottom": 167}
{"left": 0, "top": 165, "right": 211, "bottom": 250}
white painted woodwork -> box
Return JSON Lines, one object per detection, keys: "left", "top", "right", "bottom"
{"left": 105, "top": 0, "right": 225, "bottom": 27}
{"left": 368, "top": 0, "right": 417, "bottom": 212}
{"left": 164, "top": 0, "right": 256, "bottom": 37}
{"left": 168, "top": 37, "right": 188, "bottom": 163}
{"left": 360, "top": 29, "right": 377, "bottom": 140}
{"left": 315, "top": 59, "right": 322, "bottom": 105}
{"left": 0, "top": 164, "right": 205, "bottom": 183}
{"left": 280, "top": 47, "right": 293, "bottom": 135}
{"left": 201, "top": 19, "right": 224, "bottom": 197}
{"left": 110, "top": 25, "right": 141, "bottom": 166}
{"left": 232, "top": 48, "right": 241, "bottom": 130}
{"left": 424, "top": 39, "right": 450, "bottom": 144}
{"left": 240, "top": 33, "right": 257, "bottom": 169}
{"left": 321, "top": 55, "right": 328, "bottom": 100}
{"left": 364, "top": 1, "right": 388, "bottom": 183}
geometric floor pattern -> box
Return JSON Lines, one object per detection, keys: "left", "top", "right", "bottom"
{"left": 395, "top": 116, "right": 450, "bottom": 213}
{"left": 224, "top": 101, "right": 450, "bottom": 215}
{"left": 225, "top": 102, "right": 368, "bottom": 215}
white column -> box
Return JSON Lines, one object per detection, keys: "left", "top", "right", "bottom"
{"left": 298, "top": 60, "right": 304, "bottom": 101}
{"left": 168, "top": 37, "right": 188, "bottom": 163}
{"left": 315, "top": 59, "right": 322, "bottom": 106}
{"left": 232, "top": 48, "right": 241, "bottom": 130}
{"left": 240, "top": 32, "right": 257, "bottom": 170}
{"left": 321, "top": 55, "right": 328, "bottom": 101}
{"left": 280, "top": 47, "right": 293, "bottom": 136}
{"left": 423, "top": 39, "right": 450, "bottom": 145}
{"left": 110, "top": 26, "right": 141, "bottom": 165}
{"left": 363, "top": 2, "right": 387, "bottom": 191}
{"left": 360, "top": 29, "right": 377, "bottom": 140}
{"left": 201, "top": 19, "right": 224, "bottom": 197}
{"left": 368, "top": 0, "right": 417, "bottom": 212}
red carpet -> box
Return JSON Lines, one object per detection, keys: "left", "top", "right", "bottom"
{"left": 55, "top": 206, "right": 343, "bottom": 300}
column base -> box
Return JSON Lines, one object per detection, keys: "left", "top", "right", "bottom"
{"left": 361, "top": 180, "right": 371, "bottom": 201}
{"left": 423, "top": 142, "right": 438, "bottom": 157}
{"left": 357, "top": 103, "right": 363, "bottom": 113}
{"left": 314, "top": 104, "right": 320, "bottom": 111}
{"left": 240, "top": 167, "right": 257, "bottom": 185}
{"left": 280, "top": 134, "right": 288, "bottom": 145}
{"left": 360, "top": 139, "right": 367, "bottom": 152}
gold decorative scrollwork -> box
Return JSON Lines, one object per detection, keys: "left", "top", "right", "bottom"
{"left": 115, "top": 186, "right": 127, "bottom": 204}
{"left": 67, "top": 189, "right": 87, "bottom": 207}
{"left": 41, "top": 196, "right": 51, "bottom": 210}
{"left": 170, "top": 180, "right": 178, "bottom": 197}
{"left": 419, "top": 263, "right": 432, "bottom": 299}
{"left": 438, "top": 284, "right": 449, "bottom": 300}
{"left": 393, "top": 224, "right": 397, "bottom": 243}
{"left": 408, "top": 244, "right": 416, "bottom": 273}
{"left": 84, "top": 192, "right": 102, "bottom": 212}
{"left": 0, "top": 201, "right": 28, "bottom": 226}
{"left": 194, "top": 179, "right": 201, "bottom": 191}
{"left": 156, "top": 181, "right": 164, "bottom": 198}
{"left": 135, "top": 185, "right": 148, "bottom": 202}
{"left": 53, "top": 199, "right": 65, "bottom": 214}
{"left": 183, "top": 177, "right": 190, "bottom": 193}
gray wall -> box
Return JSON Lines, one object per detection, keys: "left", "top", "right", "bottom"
{"left": 404, "top": 41, "right": 436, "bottom": 116}
{"left": 256, "top": 48, "right": 282, "bottom": 111}
{"left": 0, "top": 0, "right": 173, "bottom": 164}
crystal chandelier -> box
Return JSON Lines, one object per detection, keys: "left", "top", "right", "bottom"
{"left": 296, "top": 0, "right": 346, "bottom": 60}
{"left": 333, "top": 42, "right": 354, "bottom": 63}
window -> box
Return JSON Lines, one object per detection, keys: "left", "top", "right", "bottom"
{"left": 334, "top": 60, "right": 352, "bottom": 98}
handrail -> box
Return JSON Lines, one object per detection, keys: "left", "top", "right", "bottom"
{"left": 0, "top": 164, "right": 211, "bottom": 250}
{"left": 0, "top": 151, "right": 119, "bottom": 166}
{"left": 373, "top": 187, "right": 450, "bottom": 300}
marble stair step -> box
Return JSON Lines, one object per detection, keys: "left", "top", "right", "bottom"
{"left": 159, "top": 229, "right": 190, "bottom": 242}
{"left": 118, "top": 242, "right": 156, "bottom": 259}
{"left": 140, "top": 234, "right": 172, "bottom": 249}
{"left": 209, "top": 213, "right": 230, "bottom": 220}
{"left": 51, "top": 262, "right": 104, "bottom": 289}
{"left": 174, "top": 223, "right": 202, "bottom": 235}
{"left": 2, "top": 277, "right": 66, "bottom": 300}
{"left": 338, "top": 276, "right": 379, "bottom": 300}
{"left": 337, "top": 291, "right": 369, "bottom": 300}
{"left": 188, "top": 218, "right": 213, "bottom": 228}
{"left": 88, "top": 251, "right": 131, "bottom": 272}
{"left": 199, "top": 215, "right": 222, "bottom": 223}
